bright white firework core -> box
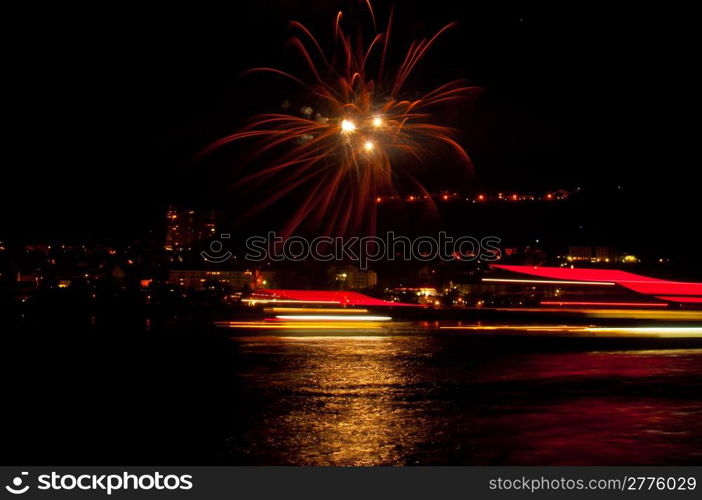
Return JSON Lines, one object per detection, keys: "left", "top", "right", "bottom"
{"left": 363, "top": 140, "right": 375, "bottom": 151}
{"left": 372, "top": 116, "right": 383, "bottom": 127}
{"left": 340, "top": 119, "right": 356, "bottom": 132}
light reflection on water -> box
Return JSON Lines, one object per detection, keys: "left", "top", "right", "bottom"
{"left": 225, "top": 331, "right": 702, "bottom": 465}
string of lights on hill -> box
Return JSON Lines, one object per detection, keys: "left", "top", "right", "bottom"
{"left": 375, "top": 188, "right": 573, "bottom": 204}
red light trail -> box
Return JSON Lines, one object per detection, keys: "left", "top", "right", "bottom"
{"left": 539, "top": 301, "right": 669, "bottom": 308}
{"left": 492, "top": 265, "right": 702, "bottom": 303}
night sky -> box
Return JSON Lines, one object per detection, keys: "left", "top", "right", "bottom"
{"left": 4, "top": 1, "right": 698, "bottom": 246}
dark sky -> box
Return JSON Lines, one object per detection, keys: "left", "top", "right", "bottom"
{"left": 4, "top": 1, "right": 698, "bottom": 242}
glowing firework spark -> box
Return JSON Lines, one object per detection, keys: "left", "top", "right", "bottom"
{"left": 205, "top": 1, "right": 478, "bottom": 236}
{"left": 341, "top": 119, "right": 357, "bottom": 133}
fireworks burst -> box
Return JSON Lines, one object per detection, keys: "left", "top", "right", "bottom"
{"left": 205, "top": 1, "right": 478, "bottom": 236}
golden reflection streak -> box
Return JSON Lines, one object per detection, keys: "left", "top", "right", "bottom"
{"left": 231, "top": 335, "right": 424, "bottom": 465}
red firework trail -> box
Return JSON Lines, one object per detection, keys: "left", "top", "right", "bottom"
{"left": 204, "top": 1, "right": 479, "bottom": 237}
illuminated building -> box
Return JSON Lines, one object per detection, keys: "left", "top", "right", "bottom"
{"left": 567, "top": 246, "right": 618, "bottom": 263}
{"left": 620, "top": 254, "right": 640, "bottom": 264}
{"left": 332, "top": 266, "right": 378, "bottom": 290}
{"left": 254, "top": 270, "right": 276, "bottom": 289}
{"left": 168, "top": 269, "right": 254, "bottom": 290}
{"left": 164, "top": 206, "right": 217, "bottom": 253}
{"left": 391, "top": 287, "right": 440, "bottom": 306}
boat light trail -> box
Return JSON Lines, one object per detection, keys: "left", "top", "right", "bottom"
{"left": 482, "top": 278, "right": 616, "bottom": 286}
{"left": 439, "top": 324, "right": 702, "bottom": 338}
{"left": 215, "top": 321, "right": 385, "bottom": 330}
{"left": 266, "top": 308, "right": 370, "bottom": 314}
{"left": 274, "top": 315, "right": 391, "bottom": 321}
{"left": 540, "top": 301, "right": 668, "bottom": 307}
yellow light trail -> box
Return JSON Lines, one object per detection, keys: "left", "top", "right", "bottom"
{"left": 439, "top": 324, "right": 702, "bottom": 338}
{"left": 216, "top": 321, "right": 384, "bottom": 330}
{"left": 493, "top": 308, "right": 702, "bottom": 321}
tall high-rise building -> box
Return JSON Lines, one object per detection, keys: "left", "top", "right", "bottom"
{"left": 164, "top": 206, "right": 217, "bottom": 253}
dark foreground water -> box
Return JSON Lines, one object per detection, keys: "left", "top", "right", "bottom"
{"left": 3, "top": 318, "right": 702, "bottom": 465}
{"left": 224, "top": 333, "right": 702, "bottom": 465}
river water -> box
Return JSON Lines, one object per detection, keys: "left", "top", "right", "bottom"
{"left": 4, "top": 317, "right": 702, "bottom": 465}
{"left": 223, "top": 331, "right": 702, "bottom": 465}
